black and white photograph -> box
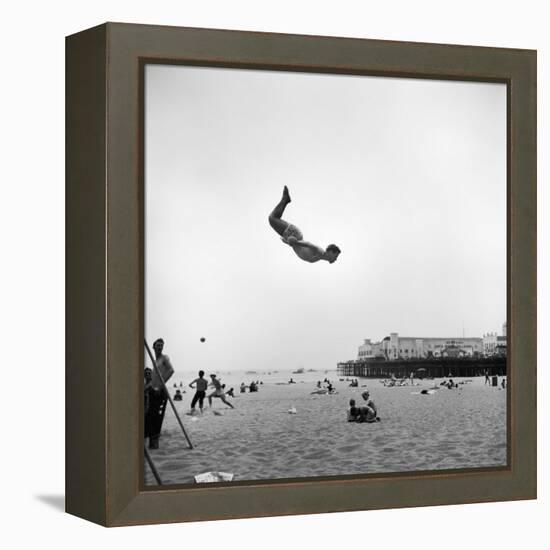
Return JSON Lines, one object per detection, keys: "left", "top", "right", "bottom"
{"left": 3, "top": 0, "right": 546, "bottom": 544}
{"left": 143, "top": 64, "right": 507, "bottom": 486}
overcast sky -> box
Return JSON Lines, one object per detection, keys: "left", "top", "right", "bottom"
{"left": 145, "top": 65, "right": 506, "bottom": 373}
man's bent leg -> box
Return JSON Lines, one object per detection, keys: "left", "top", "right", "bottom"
{"left": 221, "top": 396, "right": 234, "bottom": 409}
{"left": 269, "top": 215, "right": 289, "bottom": 237}
{"left": 268, "top": 186, "right": 292, "bottom": 237}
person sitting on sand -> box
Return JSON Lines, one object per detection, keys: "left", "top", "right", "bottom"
{"left": 268, "top": 186, "right": 341, "bottom": 264}
{"left": 221, "top": 383, "right": 235, "bottom": 398}
{"left": 189, "top": 370, "right": 208, "bottom": 413}
{"left": 240, "top": 382, "right": 247, "bottom": 393}
{"left": 348, "top": 398, "right": 380, "bottom": 423}
{"left": 207, "top": 374, "right": 234, "bottom": 409}
{"left": 347, "top": 399, "right": 361, "bottom": 422}
{"left": 173, "top": 389, "right": 183, "bottom": 401}
{"left": 361, "top": 391, "right": 379, "bottom": 422}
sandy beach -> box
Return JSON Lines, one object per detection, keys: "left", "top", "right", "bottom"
{"left": 145, "top": 371, "right": 507, "bottom": 486}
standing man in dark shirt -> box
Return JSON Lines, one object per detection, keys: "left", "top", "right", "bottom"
{"left": 144, "top": 338, "right": 174, "bottom": 449}
{"left": 189, "top": 370, "right": 208, "bottom": 414}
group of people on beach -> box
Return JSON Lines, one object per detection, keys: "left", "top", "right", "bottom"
{"left": 243, "top": 380, "right": 261, "bottom": 392}
{"left": 348, "top": 391, "right": 380, "bottom": 423}
{"left": 381, "top": 372, "right": 417, "bottom": 387}
{"left": 144, "top": 338, "right": 384, "bottom": 453}
{"left": 187, "top": 376, "right": 264, "bottom": 412}
{"left": 188, "top": 371, "right": 235, "bottom": 414}
{"left": 310, "top": 378, "right": 337, "bottom": 395}
{"left": 144, "top": 338, "right": 239, "bottom": 449}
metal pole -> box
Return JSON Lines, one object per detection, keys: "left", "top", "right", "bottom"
{"left": 144, "top": 339, "right": 194, "bottom": 449}
{"left": 144, "top": 446, "right": 163, "bottom": 485}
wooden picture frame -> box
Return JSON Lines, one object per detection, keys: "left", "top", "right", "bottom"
{"left": 66, "top": 22, "right": 536, "bottom": 527}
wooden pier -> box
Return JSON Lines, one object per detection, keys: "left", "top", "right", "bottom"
{"left": 337, "top": 356, "right": 506, "bottom": 379}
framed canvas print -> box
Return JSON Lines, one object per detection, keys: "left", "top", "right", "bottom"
{"left": 66, "top": 23, "right": 536, "bottom": 526}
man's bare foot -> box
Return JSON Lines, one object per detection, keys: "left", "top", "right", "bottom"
{"left": 282, "top": 185, "right": 291, "bottom": 203}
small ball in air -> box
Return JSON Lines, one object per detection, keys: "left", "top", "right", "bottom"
{"left": 200, "top": 337, "right": 206, "bottom": 343}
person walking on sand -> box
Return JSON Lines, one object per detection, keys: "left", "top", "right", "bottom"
{"left": 207, "top": 374, "right": 234, "bottom": 409}
{"left": 484, "top": 369, "right": 490, "bottom": 385}
{"left": 144, "top": 338, "right": 174, "bottom": 449}
{"left": 268, "top": 186, "right": 341, "bottom": 264}
{"left": 189, "top": 370, "right": 208, "bottom": 414}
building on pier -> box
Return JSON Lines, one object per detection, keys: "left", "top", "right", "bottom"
{"left": 482, "top": 323, "right": 507, "bottom": 357}
{"left": 341, "top": 323, "right": 507, "bottom": 378}
{"left": 337, "top": 356, "right": 506, "bottom": 379}
{"left": 358, "top": 333, "right": 483, "bottom": 361}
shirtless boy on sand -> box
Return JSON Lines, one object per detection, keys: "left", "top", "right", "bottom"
{"left": 268, "top": 186, "right": 341, "bottom": 264}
